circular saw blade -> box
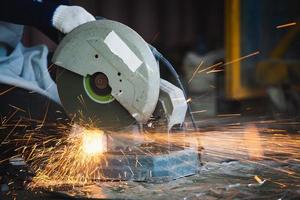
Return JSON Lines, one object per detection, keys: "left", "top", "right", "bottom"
{"left": 56, "top": 67, "right": 135, "bottom": 131}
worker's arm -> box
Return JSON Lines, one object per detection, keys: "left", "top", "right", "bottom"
{"left": 0, "top": 0, "right": 95, "bottom": 42}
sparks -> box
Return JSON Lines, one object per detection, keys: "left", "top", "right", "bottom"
{"left": 25, "top": 125, "right": 108, "bottom": 188}
{"left": 223, "top": 51, "right": 260, "bottom": 66}
{"left": 82, "top": 129, "right": 107, "bottom": 155}
{"left": 0, "top": 86, "right": 16, "bottom": 96}
{"left": 2, "top": 116, "right": 299, "bottom": 192}
{"left": 186, "top": 98, "right": 192, "bottom": 103}
{"left": 188, "top": 60, "right": 204, "bottom": 84}
{"left": 198, "top": 61, "right": 223, "bottom": 74}
{"left": 276, "top": 22, "right": 297, "bottom": 29}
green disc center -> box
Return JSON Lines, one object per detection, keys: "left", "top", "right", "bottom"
{"left": 83, "top": 72, "right": 115, "bottom": 104}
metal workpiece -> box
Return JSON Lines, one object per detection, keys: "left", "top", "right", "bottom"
{"left": 99, "top": 145, "right": 200, "bottom": 181}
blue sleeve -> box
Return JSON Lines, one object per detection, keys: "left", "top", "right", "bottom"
{"left": 0, "top": 0, "right": 70, "bottom": 42}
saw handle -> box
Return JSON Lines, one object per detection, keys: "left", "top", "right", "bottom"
{"left": 57, "top": 16, "right": 105, "bottom": 42}
{"left": 149, "top": 44, "right": 198, "bottom": 131}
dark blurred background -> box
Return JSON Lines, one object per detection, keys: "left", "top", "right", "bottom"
{"left": 24, "top": 0, "right": 224, "bottom": 73}
{"left": 20, "top": 0, "right": 300, "bottom": 120}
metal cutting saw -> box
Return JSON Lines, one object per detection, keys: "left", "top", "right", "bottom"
{"left": 52, "top": 19, "right": 199, "bottom": 181}
{"left": 53, "top": 19, "right": 195, "bottom": 132}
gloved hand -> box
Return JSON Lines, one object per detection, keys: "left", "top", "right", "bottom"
{"left": 52, "top": 5, "right": 95, "bottom": 34}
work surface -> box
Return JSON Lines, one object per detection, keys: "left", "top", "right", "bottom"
{"left": 2, "top": 117, "right": 300, "bottom": 199}
{"left": 20, "top": 161, "right": 300, "bottom": 200}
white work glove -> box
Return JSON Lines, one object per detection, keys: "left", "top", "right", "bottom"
{"left": 52, "top": 5, "right": 96, "bottom": 34}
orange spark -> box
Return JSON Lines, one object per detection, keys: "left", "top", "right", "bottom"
{"left": 191, "top": 110, "right": 207, "bottom": 114}
{"left": 188, "top": 60, "right": 204, "bottom": 84}
{"left": 0, "top": 86, "right": 16, "bottom": 96}
{"left": 197, "top": 51, "right": 259, "bottom": 75}
{"left": 276, "top": 22, "right": 297, "bottom": 29}
{"left": 206, "top": 69, "right": 224, "bottom": 74}
{"left": 9, "top": 104, "right": 26, "bottom": 113}
{"left": 217, "top": 113, "right": 241, "bottom": 117}
{"left": 224, "top": 51, "right": 260, "bottom": 66}
{"left": 197, "top": 61, "right": 223, "bottom": 74}
{"left": 254, "top": 175, "right": 264, "bottom": 184}
{"left": 186, "top": 98, "right": 192, "bottom": 103}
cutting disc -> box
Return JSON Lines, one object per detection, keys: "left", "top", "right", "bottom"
{"left": 56, "top": 67, "right": 135, "bottom": 131}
